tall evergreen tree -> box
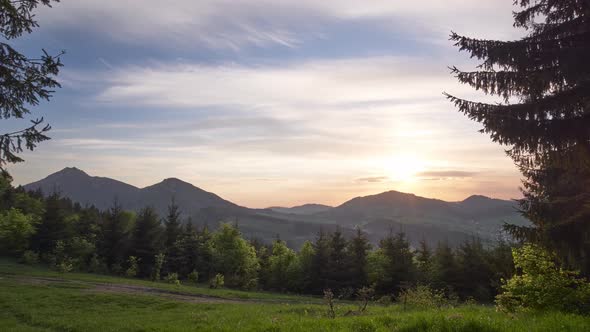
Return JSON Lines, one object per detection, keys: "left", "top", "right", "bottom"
{"left": 447, "top": 0, "right": 590, "bottom": 273}
{"left": 98, "top": 201, "right": 134, "bottom": 270}
{"left": 348, "top": 227, "right": 372, "bottom": 287}
{"left": 164, "top": 199, "right": 182, "bottom": 249}
{"left": 31, "top": 192, "right": 72, "bottom": 253}
{"left": 327, "top": 227, "right": 350, "bottom": 290}
{"left": 0, "top": 1, "right": 63, "bottom": 170}
{"left": 415, "top": 238, "right": 432, "bottom": 283}
{"left": 431, "top": 241, "right": 460, "bottom": 294}
{"left": 131, "top": 206, "right": 163, "bottom": 278}
{"left": 310, "top": 229, "right": 331, "bottom": 293}
{"left": 456, "top": 238, "right": 494, "bottom": 301}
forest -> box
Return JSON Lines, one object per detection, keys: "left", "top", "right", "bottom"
{"left": 1, "top": 175, "right": 514, "bottom": 303}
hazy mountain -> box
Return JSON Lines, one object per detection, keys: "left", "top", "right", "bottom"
{"left": 268, "top": 204, "right": 333, "bottom": 215}
{"left": 24, "top": 168, "right": 240, "bottom": 216}
{"left": 315, "top": 190, "right": 528, "bottom": 240}
{"left": 23, "top": 168, "right": 527, "bottom": 247}
{"left": 24, "top": 167, "right": 140, "bottom": 210}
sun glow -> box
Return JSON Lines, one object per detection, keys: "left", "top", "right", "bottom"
{"left": 384, "top": 154, "right": 427, "bottom": 182}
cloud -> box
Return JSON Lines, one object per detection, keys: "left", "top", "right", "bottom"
{"left": 37, "top": 0, "right": 520, "bottom": 50}
{"left": 88, "top": 56, "right": 470, "bottom": 112}
{"left": 356, "top": 176, "right": 389, "bottom": 183}
{"left": 417, "top": 170, "right": 479, "bottom": 179}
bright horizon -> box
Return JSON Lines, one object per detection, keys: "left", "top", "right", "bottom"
{"left": 8, "top": 0, "right": 525, "bottom": 208}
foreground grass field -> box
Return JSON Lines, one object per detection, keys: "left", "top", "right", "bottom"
{"left": 1, "top": 260, "right": 589, "bottom": 331}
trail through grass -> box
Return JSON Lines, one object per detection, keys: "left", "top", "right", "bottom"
{"left": 1, "top": 260, "right": 589, "bottom": 332}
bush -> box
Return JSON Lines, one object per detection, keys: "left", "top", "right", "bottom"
{"left": 165, "top": 273, "right": 180, "bottom": 286}
{"left": 125, "top": 256, "right": 139, "bottom": 278}
{"left": 496, "top": 244, "right": 590, "bottom": 314}
{"left": 398, "top": 285, "right": 449, "bottom": 309}
{"left": 152, "top": 253, "right": 165, "bottom": 281}
{"left": 210, "top": 273, "right": 224, "bottom": 289}
{"left": 187, "top": 270, "right": 199, "bottom": 284}
{"left": 20, "top": 250, "right": 39, "bottom": 265}
{"left": 376, "top": 295, "right": 393, "bottom": 306}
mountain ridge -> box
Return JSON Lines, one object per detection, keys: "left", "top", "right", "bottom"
{"left": 23, "top": 167, "right": 527, "bottom": 247}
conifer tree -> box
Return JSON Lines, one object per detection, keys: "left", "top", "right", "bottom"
{"left": 0, "top": 1, "right": 63, "bottom": 170}
{"left": 415, "top": 238, "right": 432, "bottom": 283}
{"left": 447, "top": 0, "right": 590, "bottom": 273}
{"left": 131, "top": 207, "right": 163, "bottom": 277}
{"left": 310, "top": 229, "right": 331, "bottom": 293}
{"left": 327, "top": 227, "right": 350, "bottom": 290}
{"left": 98, "top": 201, "right": 134, "bottom": 270}
{"left": 164, "top": 199, "right": 182, "bottom": 249}
{"left": 348, "top": 227, "right": 372, "bottom": 287}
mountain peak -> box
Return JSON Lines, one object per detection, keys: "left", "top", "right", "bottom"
{"left": 57, "top": 167, "right": 88, "bottom": 176}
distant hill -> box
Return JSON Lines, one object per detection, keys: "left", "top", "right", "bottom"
{"left": 268, "top": 204, "right": 333, "bottom": 215}
{"left": 24, "top": 167, "right": 528, "bottom": 247}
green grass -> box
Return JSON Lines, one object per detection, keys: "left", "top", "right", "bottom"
{"left": 1, "top": 260, "right": 589, "bottom": 331}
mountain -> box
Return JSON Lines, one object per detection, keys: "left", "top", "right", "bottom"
{"left": 24, "top": 167, "right": 140, "bottom": 210}
{"left": 314, "top": 190, "right": 528, "bottom": 242}
{"left": 24, "top": 168, "right": 240, "bottom": 215}
{"left": 23, "top": 167, "right": 528, "bottom": 247}
{"left": 268, "top": 204, "right": 333, "bottom": 215}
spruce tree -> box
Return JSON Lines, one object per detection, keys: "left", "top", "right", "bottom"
{"left": 164, "top": 199, "right": 182, "bottom": 249}
{"left": 447, "top": 0, "right": 590, "bottom": 272}
{"left": 0, "top": 1, "right": 63, "bottom": 170}
{"left": 131, "top": 206, "right": 163, "bottom": 278}
{"left": 310, "top": 229, "right": 331, "bottom": 293}
{"left": 348, "top": 227, "right": 372, "bottom": 287}
{"left": 327, "top": 227, "right": 350, "bottom": 290}
{"left": 415, "top": 238, "right": 432, "bottom": 283}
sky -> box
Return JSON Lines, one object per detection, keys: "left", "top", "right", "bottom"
{"left": 7, "top": 0, "right": 527, "bottom": 208}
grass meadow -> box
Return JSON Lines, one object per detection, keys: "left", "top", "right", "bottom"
{"left": 1, "top": 260, "right": 589, "bottom": 332}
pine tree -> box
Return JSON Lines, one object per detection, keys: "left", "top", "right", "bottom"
{"left": 131, "top": 206, "right": 163, "bottom": 278}
{"left": 327, "top": 227, "right": 350, "bottom": 290}
{"left": 415, "top": 238, "right": 432, "bottom": 283}
{"left": 348, "top": 227, "right": 372, "bottom": 287}
{"left": 31, "top": 192, "right": 73, "bottom": 253}
{"left": 0, "top": 1, "right": 63, "bottom": 169}
{"left": 310, "top": 229, "right": 331, "bottom": 293}
{"left": 375, "top": 231, "right": 415, "bottom": 294}
{"left": 164, "top": 199, "right": 182, "bottom": 249}
{"left": 98, "top": 201, "right": 135, "bottom": 270}
{"left": 431, "top": 241, "right": 460, "bottom": 294}
{"left": 456, "top": 238, "right": 494, "bottom": 301}
{"left": 447, "top": 0, "right": 590, "bottom": 273}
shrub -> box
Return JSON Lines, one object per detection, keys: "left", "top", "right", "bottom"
{"left": 125, "top": 256, "right": 139, "bottom": 278}
{"left": 165, "top": 273, "right": 181, "bottom": 286}
{"left": 187, "top": 270, "right": 199, "bottom": 284}
{"left": 496, "top": 244, "right": 590, "bottom": 314}
{"left": 152, "top": 253, "right": 165, "bottom": 281}
{"left": 398, "top": 285, "right": 448, "bottom": 309}
{"left": 20, "top": 250, "right": 39, "bottom": 265}
{"left": 210, "top": 273, "right": 224, "bottom": 289}
{"left": 376, "top": 295, "right": 393, "bottom": 306}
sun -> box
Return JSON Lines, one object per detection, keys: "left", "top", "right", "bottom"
{"left": 384, "top": 154, "right": 426, "bottom": 182}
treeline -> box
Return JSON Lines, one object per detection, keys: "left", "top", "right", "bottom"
{"left": 0, "top": 175, "right": 513, "bottom": 302}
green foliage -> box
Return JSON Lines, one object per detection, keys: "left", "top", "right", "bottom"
{"left": 448, "top": 0, "right": 590, "bottom": 274}
{"left": 210, "top": 273, "right": 225, "bottom": 289}
{"left": 211, "top": 223, "right": 259, "bottom": 289}
{"left": 0, "top": 208, "right": 37, "bottom": 254}
{"left": 496, "top": 244, "right": 590, "bottom": 314}
{"left": 131, "top": 207, "right": 163, "bottom": 278}
{"left": 268, "top": 240, "right": 299, "bottom": 291}
{"left": 20, "top": 250, "right": 39, "bottom": 265}
{"left": 187, "top": 270, "right": 199, "bottom": 284}
{"left": 399, "top": 285, "right": 448, "bottom": 309}
{"left": 125, "top": 256, "right": 139, "bottom": 278}
{"left": 0, "top": 0, "right": 63, "bottom": 168}
{"left": 153, "top": 253, "right": 165, "bottom": 281}
{"left": 164, "top": 272, "right": 180, "bottom": 286}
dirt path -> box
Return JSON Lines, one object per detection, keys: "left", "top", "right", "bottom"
{"left": 88, "top": 283, "right": 251, "bottom": 304}
{"left": 11, "top": 276, "right": 257, "bottom": 304}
